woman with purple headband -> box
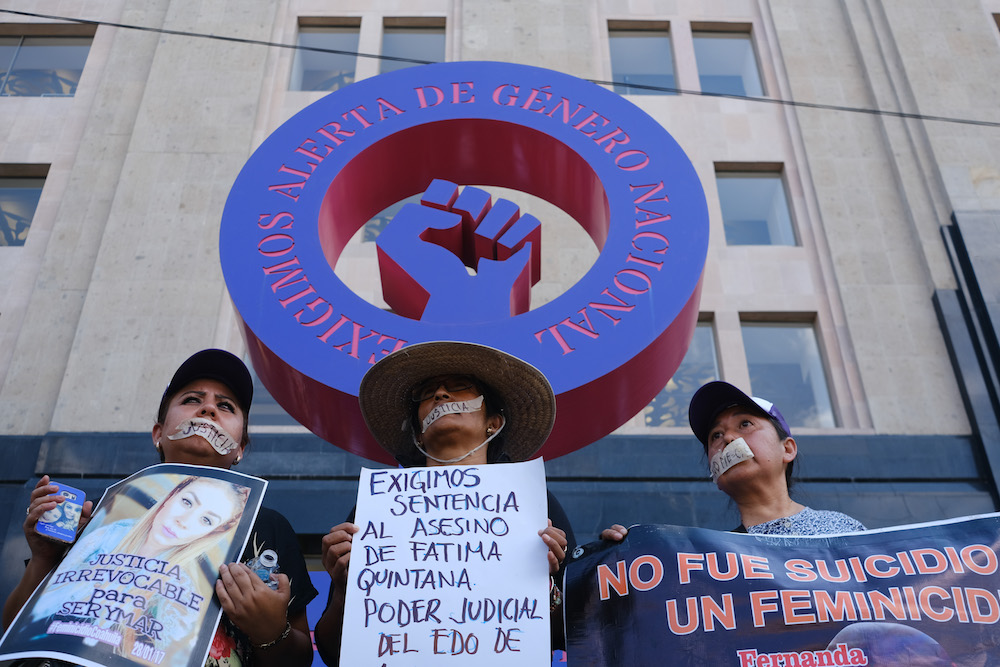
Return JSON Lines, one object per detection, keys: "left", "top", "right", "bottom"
{"left": 603, "top": 381, "right": 865, "bottom": 539}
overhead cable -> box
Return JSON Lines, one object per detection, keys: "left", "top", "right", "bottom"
{"left": 2, "top": 7, "right": 999, "bottom": 129}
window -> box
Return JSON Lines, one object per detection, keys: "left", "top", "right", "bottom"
{"left": 716, "top": 167, "right": 796, "bottom": 245}
{"left": 741, "top": 322, "right": 835, "bottom": 428}
{"left": 290, "top": 20, "right": 360, "bottom": 92}
{"left": 379, "top": 19, "right": 445, "bottom": 74}
{"left": 0, "top": 166, "right": 47, "bottom": 246}
{"left": 645, "top": 323, "right": 718, "bottom": 427}
{"left": 0, "top": 29, "right": 92, "bottom": 97}
{"left": 692, "top": 29, "right": 763, "bottom": 97}
{"left": 608, "top": 22, "right": 676, "bottom": 95}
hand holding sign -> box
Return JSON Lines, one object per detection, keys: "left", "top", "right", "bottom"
{"left": 322, "top": 522, "right": 360, "bottom": 593}
{"left": 539, "top": 520, "right": 568, "bottom": 574}
{"left": 599, "top": 523, "right": 629, "bottom": 543}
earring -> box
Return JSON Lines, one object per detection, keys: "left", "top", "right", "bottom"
{"left": 486, "top": 427, "right": 494, "bottom": 435}
{"left": 233, "top": 455, "right": 241, "bottom": 465}
{"left": 154, "top": 441, "right": 161, "bottom": 451}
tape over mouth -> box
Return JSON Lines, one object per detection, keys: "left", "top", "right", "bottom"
{"left": 421, "top": 396, "right": 485, "bottom": 433}
{"left": 167, "top": 418, "right": 240, "bottom": 455}
{"left": 709, "top": 437, "right": 754, "bottom": 482}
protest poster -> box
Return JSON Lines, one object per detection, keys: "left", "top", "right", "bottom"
{"left": 0, "top": 463, "right": 266, "bottom": 667}
{"left": 564, "top": 515, "right": 1000, "bottom": 666}
{"left": 340, "top": 458, "right": 551, "bottom": 666}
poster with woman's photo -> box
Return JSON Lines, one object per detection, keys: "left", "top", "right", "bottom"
{"left": 0, "top": 463, "right": 266, "bottom": 667}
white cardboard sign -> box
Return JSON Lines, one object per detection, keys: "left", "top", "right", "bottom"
{"left": 341, "top": 458, "right": 550, "bottom": 666}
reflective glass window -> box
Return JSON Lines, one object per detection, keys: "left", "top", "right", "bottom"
{"left": 645, "top": 323, "right": 718, "bottom": 427}
{"left": 741, "top": 322, "right": 836, "bottom": 428}
{"left": 693, "top": 32, "right": 763, "bottom": 97}
{"left": 379, "top": 25, "right": 445, "bottom": 74}
{"left": 290, "top": 26, "right": 360, "bottom": 92}
{"left": 717, "top": 172, "right": 796, "bottom": 246}
{"left": 0, "top": 177, "right": 44, "bottom": 246}
{"left": 0, "top": 37, "right": 90, "bottom": 97}
{"left": 609, "top": 28, "right": 676, "bottom": 95}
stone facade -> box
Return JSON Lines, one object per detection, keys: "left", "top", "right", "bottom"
{"left": 1, "top": 0, "right": 998, "bottom": 576}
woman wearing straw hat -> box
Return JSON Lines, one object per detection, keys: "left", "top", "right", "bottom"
{"left": 313, "top": 340, "right": 575, "bottom": 665}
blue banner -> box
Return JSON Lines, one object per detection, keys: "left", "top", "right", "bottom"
{"left": 564, "top": 515, "right": 1000, "bottom": 666}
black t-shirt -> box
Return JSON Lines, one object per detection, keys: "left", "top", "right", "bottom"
{"left": 208, "top": 507, "right": 318, "bottom": 666}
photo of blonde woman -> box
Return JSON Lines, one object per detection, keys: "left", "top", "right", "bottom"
{"left": 2, "top": 467, "right": 262, "bottom": 667}
{"left": 110, "top": 476, "right": 250, "bottom": 571}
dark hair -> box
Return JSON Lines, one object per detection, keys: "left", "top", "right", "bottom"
{"left": 399, "top": 377, "right": 507, "bottom": 467}
{"left": 156, "top": 386, "right": 251, "bottom": 463}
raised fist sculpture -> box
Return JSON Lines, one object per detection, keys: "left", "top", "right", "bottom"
{"left": 376, "top": 179, "right": 542, "bottom": 323}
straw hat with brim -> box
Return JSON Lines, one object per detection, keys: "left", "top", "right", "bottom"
{"left": 359, "top": 341, "right": 555, "bottom": 463}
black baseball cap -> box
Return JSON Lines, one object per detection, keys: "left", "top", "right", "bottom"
{"left": 159, "top": 349, "right": 254, "bottom": 415}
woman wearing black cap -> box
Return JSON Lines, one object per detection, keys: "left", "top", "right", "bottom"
{"left": 313, "top": 340, "right": 575, "bottom": 665}
{"left": 4, "top": 349, "right": 317, "bottom": 667}
{"left": 603, "top": 380, "right": 864, "bottom": 540}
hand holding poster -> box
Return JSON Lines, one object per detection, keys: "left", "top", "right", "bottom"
{"left": 0, "top": 463, "right": 266, "bottom": 667}
{"left": 341, "top": 458, "right": 551, "bottom": 666}
{"left": 564, "top": 515, "right": 1000, "bottom": 666}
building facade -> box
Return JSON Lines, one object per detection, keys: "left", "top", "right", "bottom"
{"left": 1, "top": 0, "right": 999, "bottom": 601}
